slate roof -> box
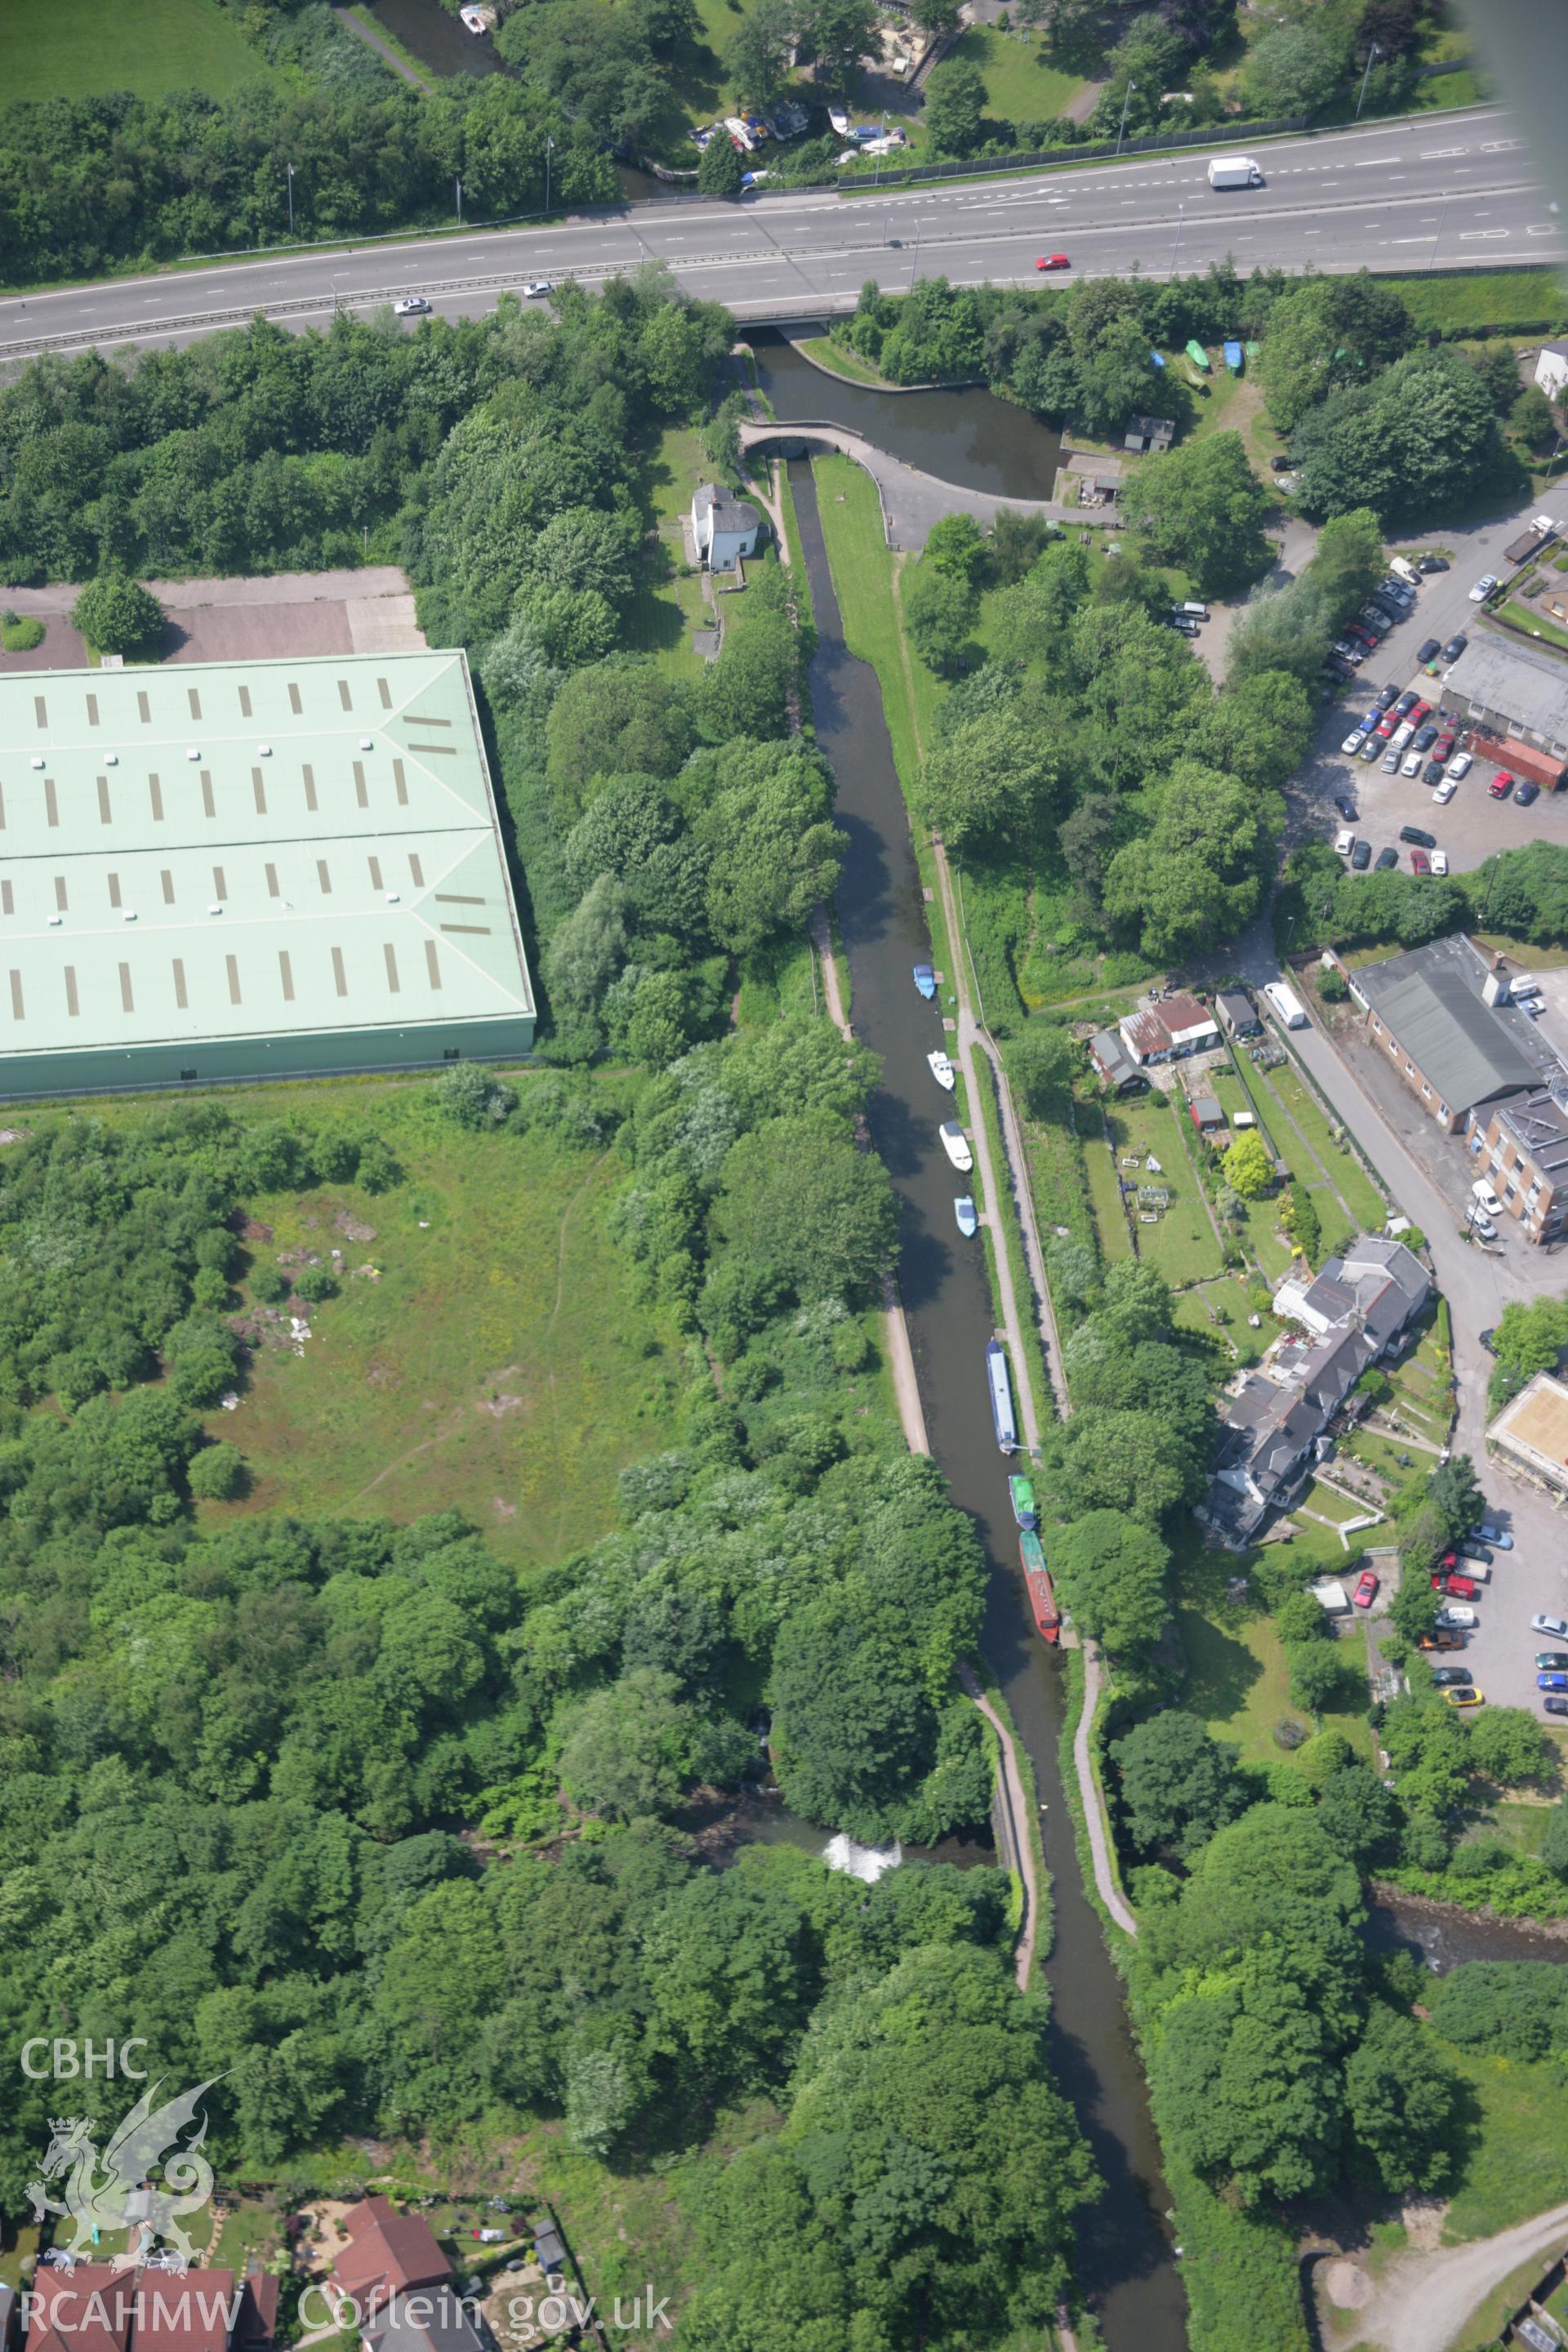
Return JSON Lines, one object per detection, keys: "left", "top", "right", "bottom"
{"left": 363, "top": 2294, "right": 489, "bottom": 2352}
{"left": 1494, "top": 1086, "right": 1568, "bottom": 1183}
{"left": 1217, "top": 990, "right": 1260, "bottom": 1034}
{"left": 1354, "top": 935, "right": 1539, "bottom": 1115}
{"left": 1444, "top": 635, "right": 1568, "bottom": 746}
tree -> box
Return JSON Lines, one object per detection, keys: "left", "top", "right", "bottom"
{"left": 1470, "top": 341, "right": 1528, "bottom": 413}
{"left": 702, "top": 609, "right": 795, "bottom": 739}
{"left": 1344, "top": 2004, "right": 1458, "bottom": 2194}
{"left": 546, "top": 657, "right": 696, "bottom": 808}
{"left": 987, "top": 508, "right": 1055, "bottom": 586}
{"left": 1488, "top": 1294, "right": 1568, "bottom": 1412}
{"left": 1049, "top": 1406, "right": 1192, "bottom": 1527}
{"left": 1240, "top": 19, "right": 1348, "bottom": 117}
{"left": 698, "top": 131, "right": 745, "bottom": 196}
{"left": 725, "top": 0, "right": 797, "bottom": 104}
{"left": 1542, "top": 1799, "right": 1568, "bottom": 1878}
{"left": 543, "top": 873, "right": 631, "bottom": 1022}
{"left": 71, "top": 568, "right": 166, "bottom": 657}
{"left": 1512, "top": 384, "right": 1558, "bottom": 450}
{"left": 643, "top": 1873, "right": 808, "bottom": 2082}
{"left": 1121, "top": 434, "right": 1272, "bottom": 596}
{"left": 715, "top": 1114, "right": 898, "bottom": 1301}
{"left": 514, "top": 581, "right": 617, "bottom": 668}
{"left": 1195, "top": 668, "right": 1316, "bottom": 793}
{"left": 558, "top": 1668, "right": 693, "bottom": 1820}
{"left": 1285, "top": 1640, "right": 1349, "bottom": 1717}
{"left": 523, "top": 505, "right": 638, "bottom": 608}
{"left": 693, "top": 740, "right": 848, "bottom": 956}
{"left": 1102, "top": 761, "right": 1282, "bottom": 964}
{"left": 1428, "top": 1454, "right": 1483, "bottom": 1544}
{"left": 902, "top": 561, "right": 978, "bottom": 671}
{"left": 1294, "top": 347, "right": 1503, "bottom": 525}
{"left": 1223, "top": 1130, "right": 1274, "bottom": 1200}
{"left": 188, "top": 1441, "right": 247, "bottom": 1501}
{"left": 1258, "top": 276, "right": 1413, "bottom": 432}
{"left": 922, "top": 57, "right": 987, "bottom": 156}
{"left": 802, "top": 0, "right": 878, "bottom": 91}
{"left": 1467, "top": 1706, "right": 1552, "bottom": 1790}
{"left": 1147, "top": 1950, "right": 1343, "bottom": 2203}
{"left": 987, "top": 537, "right": 1091, "bottom": 662}
{"left": 1110, "top": 1710, "right": 1244, "bottom": 1860}
{"left": 915, "top": 697, "right": 1060, "bottom": 849}
{"left": 770, "top": 1600, "right": 934, "bottom": 1835}
{"left": 1312, "top": 506, "right": 1388, "bottom": 624}
{"left": 923, "top": 512, "right": 986, "bottom": 586}
{"left": 1050, "top": 1509, "right": 1169, "bottom": 1655}
{"left": 911, "top": 0, "right": 961, "bottom": 30}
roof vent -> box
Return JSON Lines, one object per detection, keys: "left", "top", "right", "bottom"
{"left": 258, "top": 744, "right": 272, "bottom": 757}
{"left": 29, "top": 758, "right": 42, "bottom": 770}
{"left": 105, "top": 752, "right": 118, "bottom": 766}
{"left": 122, "top": 909, "right": 137, "bottom": 922}
{"left": 47, "top": 914, "right": 62, "bottom": 928}
{"left": 186, "top": 748, "right": 200, "bottom": 762}
{"left": 208, "top": 902, "right": 224, "bottom": 916}
{"left": 385, "top": 890, "right": 400, "bottom": 903}
{"left": 359, "top": 737, "right": 373, "bottom": 751}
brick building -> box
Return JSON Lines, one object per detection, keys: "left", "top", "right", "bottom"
{"left": 1471, "top": 1085, "right": 1568, "bottom": 1245}
{"left": 1338, "top": 934, "right": 1540, "bottom": 1132}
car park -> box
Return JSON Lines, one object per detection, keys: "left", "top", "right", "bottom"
{"left": 392, "top": 295, "right": 431, "bottom": 315}
{"left": 1445, "top": 1686, "right": 1484, "bottom": 1707}
{"left": 1442, "top": 634, "right": 1468, "bottom": 662}
{"left": 1469, "top": 572, "right": 1499, "bottom": 603}
{"left": 1517, "top": 780, "right": 1542, "bottom": 807}
{"left": 1447, "top": 751, "right": 1472, "bottom": 781}
{"left": 1374, "top": 846, "right": 1397, "bottom": 870}
{"left": 1342, "top": 730, "right": 1368, "bottom": 755}
{"left": 1353, "top": 1569, "right": 1379, "bottom": 1608}
{"left": 1401, "top": 751, "right": 1424, "bottom": 777}
{"left": 1352, "top": 840, "right": 1372, "bottom": 870}
{"left": 1478, "top": 1524, "right": 1512, "bottom": 1548}
{"left": 1410, "top": 849, "right": 1431, "bottom": 874}
{"left": 1532, "top": 1614, "right": 1568, "bottom": 1640}
{"left": 1431, "top": 849, "right": 1449, "bottom": 875}
{"left": 1335, "top": 828, "right": 1356, "bottom": 856}
{"left": 1432, "top": 777, "right": 1458, "bottom": 804}
{"left": 1416, "top": 637, "right": 1442, "bottom": 666}
{"left": 1431, "top": 1666, "right": 1472, "bottom": 1687}
{"left": 1489, "top": 771, "right": 1514, "bottom": 800}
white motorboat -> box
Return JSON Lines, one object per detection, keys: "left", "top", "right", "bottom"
{"left": 939, "top": 1121, "right": 973, "bottom": 1173}
{"left": 928, "top": 1049, "right": 956, "bottom": 1090}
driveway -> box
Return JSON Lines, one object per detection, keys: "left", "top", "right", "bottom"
{"left": 1321, "top": 2199, "right": 1568, "bottom": 2352}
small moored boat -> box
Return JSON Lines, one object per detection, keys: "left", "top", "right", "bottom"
{"left": 955, "top": 1196, "right": 978, "bottom": 1238}
{"left": 1009, "top": 1473, "right": 1038, "bottom": 1530}
{"left": 913, "top": 963, "right": 937, "bottom": 1000}
{"left": 939, "top": 1121, "right": 973, "bottom": 1173}
{"left": 928, "top": 1049, "right": 955, "bottom": 1090}
{"left": 1020, "top": 1530, "right": 1059, "bottom": 1643}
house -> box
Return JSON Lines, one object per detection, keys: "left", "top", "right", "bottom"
{"left": 1118, "top": 993, "right": 1220, "bottom": 1066}
{"left": 692, "top": 483, "right": 762, "bottom": 571}
{"left": 331, "top": 2198, "right": 452, "bottom": 2314}
{"left": 1535, "top": 341, "right": 1568, "bottom": 400}
{"left": 1216, "top": 989, "right": 1261, "bottom": 1040}
{"left": 1472, "top": 1085, "right": 1568, "bottom": 1246}
{"left": 1123, "top": 413, "right": 1176, "bottom": 454}
{"left": 1202, "top": 1234, "right": 1430, "bottom": 1544}
{"left": 1439, "top": 636, "right": 1568, "bottom": 782}
{"left": 1087, "top": 1027, "right": 1143, "bottom": 1091}
{"left": 360, "top": 2289, "right": 492, "bottom": 2352}
{"left": 25, "top": 2268, "right": 134, "bottom": 2352}
{"left": 24, "top": 2266, "right": 275, "bottom": 2352}
{"left": 1339, "top": 933, "right": 1544, "bottom": 1132}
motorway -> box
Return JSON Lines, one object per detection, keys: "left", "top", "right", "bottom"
{"left": 0, "top": 103, "right": 1557, "bottom": 363}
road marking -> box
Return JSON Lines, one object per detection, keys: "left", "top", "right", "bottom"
{"left": 1422, "top": 145, "right": 1468, "bottom": 158}
{"left": 1460, "top": 229, "right": 1511, "bottom": 241}
{"left": 1353, "top": 156, "right": 1403, "bottom": 167}
{"left": 1392, "top": 236, "right": 1431, "bottom": 244}
{"left": 1527, "top": 224, "right": 1560, "bottom": 237}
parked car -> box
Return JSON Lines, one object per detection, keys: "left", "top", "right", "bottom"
{"left": 1413, "top": 724, "right": 1439, "bottom": 752}
{"left": 1419, "top": 555, "right": 1450, "bottom": 572}
{"left": 1352, "top": 840, "right": 1372, "bottom": 870}
{"left": 392, "top": 295, "right": 431, "bottom": 315}
{"left": 1270, "top": 454, "right": 1294, "bottom": 471}
{"left": 1410, "top": 701, "right": 1432, "bottom": 724}
{"left": 1545, "top": 1696, "right": 1568, "bottom": 1717}
{"left": 1433, "top": 1571, "right": 1480, "bottom": 1600}
{"left": 1342, "top": 729, "right": 1368, "bottom": 755}
{"left": 1381, "top": 749, "right": 1402, "bottom": 773}
{"left": 1416, "top": 637, "right": 1442, "bottom": 666}
{"left": 1360, "top": 706, "right": 1383, "bottom": 733}
{"left": 1441, "top": 633, "right": 1468, "bottom": 662}
{"left": 1433, "top": 729, "right": 1457, "bottom": 759}
{"left": 1477, "top": 1523, "right": 1512, "bottom": 1548}
{"left": 1394, "top": 691, "right": 1420, "bottom": 716}
{"left": 1539, "top": 1673, "right": 1568, "bottom": 1691}
{"left": 1430, "top": 1666, "right": 1472, "bottom": 1687}
{"left": 1376, "top": 715, "right": 1401, "bottom": 739}
{"left": 1374, "top": 684, "right": 1400, "bottom": 710}
{"left": 1445, "top": 1685, "right": 1484, "bottom": 1707}
{"left": 1401, "top": 825, "right": 1437, "bottom": 848}
{"left": 1517, "top": 779, "right": 1542, "bottom": 807}
{"left": 1334, "top": 794, "right": 1358, "bottom": 821}
{"left": 1489, "top": 771, "right": 1515, "bottom": 800}
{"left": 1423, "top": 760, "right": 1446, "bottom": 786}
{"left": 1358, "top": 608, "right": 1392, "bottom": 636}
{"left": 1382, "top": 577, "right": 1416, "bottom": 608}
{"left": 1359, "top": 733, "right": 1383, "bottom": 760}
{"left": 1536, "top": 1652, "right": 1568, "bottom": 1671}
{"left": 1410, "top": 849, "right": 1431, "bottom": 874}
{"left": 1419, "top": 1627, "right": 1465, "bottom": 1651}
{"left": 1447, "top": 751, "right": 1473, "bottom": 781}
{"left": 1401, "top": 751, "right": 1425, "bottom": 777}
{"left": 1431, "top": 849, "right": 1449, "bottom": 875}
{"left": 1332, "top": 639, "right": 1365, "bottom": 665}
{"left": 1374, "top": 846, "right": 1397, "bottom": 870}
{"left": 1335, "top": 827, "right": 1356, "bottom": 856}
{"left": 1353, "top": 1569, "right": 1379, "bottom": 1608}
{"left": 1437, "top": 1606, "right": 1477, "bottom": 1629}
{"left": 1473, "top": 1179, "right": 1503, "bottom": 1216}
{"left": 1469, "top": 572, "right": 1499, "bottom": 603}
{"left": 1433, "top": 777, "right": 1458, "bottom": 804}
{"left": 1532, "top": 1613, "right": 1568, "bottom": 1639}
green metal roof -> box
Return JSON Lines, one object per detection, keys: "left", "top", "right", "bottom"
{"left": 0, "top": 651, "right": 534, "bottom": 1068}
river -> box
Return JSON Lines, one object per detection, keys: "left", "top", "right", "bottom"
{"left": 788, "top": 457, "right": 1187, "bottom": 2352}
{"left": 751, "top": 330, "right": 1066, "bottom": 500}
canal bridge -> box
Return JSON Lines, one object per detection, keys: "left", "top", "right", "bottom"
{"left": 736, "top": 417, "right": 1105, "bottom": 551}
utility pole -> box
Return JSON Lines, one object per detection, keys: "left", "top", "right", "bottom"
{"left": 545, "top": 135, "right": 555, "bottom": 214}
{"left": 1116, "top": 81, "right": 1136, "bottom": 156}
{"left": 285, "top": 160, "right": 295, "bottom": 238}
{"left": 1355, "top": 40, "right": 1382, "bottom": 119}
{"left": 456, "top": 176, "right": 463, "bottom": 229}
{"left": 909, "top": 216, "right": 921, "bottom": 291}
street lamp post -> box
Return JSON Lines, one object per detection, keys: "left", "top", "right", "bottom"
{"left": 1355, "top": 40, "right": 1382, "bottom": 120}
{"left": 1429, "top": 187, "right": 1449, "bottom": 270}
{"left": 456, "top": 176, "right": 463, "bottom": 229}
{"left": 909, "top": 216, "right": 921, "bottom": 291}
{"left": 285, "top": 161, "right": 294, "bottom": 238}
{"left": 1116, "top": 81, "right": 1136, "bottom": 156}
{"left": 545, "top": 135, "right": 555, "bottom": 215}
{"left": 1169, "top": 200, "right": 1184, "bottom": 278}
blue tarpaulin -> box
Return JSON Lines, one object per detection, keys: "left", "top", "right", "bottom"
{"left": 1223, "top": 340, "right": 1244, "bottom": 372}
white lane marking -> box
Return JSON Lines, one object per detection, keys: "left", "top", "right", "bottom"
{"left": 1353, "top": 157, "right": 1403, "bottom": 167}
{"left": 1527, "top": 224, "right": 1560, "bottom": 237}
{"left": 1459, "top": 229, "right": 1511, "bottom": 241}
{"left": 1392, "top": 236, "right": 1431, "bottom": 244}
{"left": 1422, "top": 146, "right": 1468, "bottom": 158}
{"left": 1481, "top": 139, "right": 1520, "bottom": 151}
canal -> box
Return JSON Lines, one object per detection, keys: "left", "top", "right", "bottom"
{"left": 788, "top": 455, "right": 1187, "bottom": 2352}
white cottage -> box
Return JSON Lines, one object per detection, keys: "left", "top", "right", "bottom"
{"left": 693, "top": 482, "right": 763, "bottom": 571}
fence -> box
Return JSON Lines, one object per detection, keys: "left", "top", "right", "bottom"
{"left": 834, "top": 112, "right": 1307, "bottom": 193}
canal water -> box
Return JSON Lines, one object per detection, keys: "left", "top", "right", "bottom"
{"left": 751, "top": 330, "right": 1066, "bottom": 501}
{"left": 789, "top": 456, "right": 1187, "bottom": 2352}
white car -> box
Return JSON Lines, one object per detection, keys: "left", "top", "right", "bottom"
{"left": 1431, "top": 849, "right": 1449, "bottom": 875}
{"left": 1438, "top": 1606, "right": 1478, "bottom": 1629}
{"left": 522, "top": 279, "right": 554, "bottom": 298}
{"left": 1432, "top": 777, "right": 1457, "bottom": 804}
{"left": 1517, "top": 994, "right": 1545, "bottom": 1017}
{"left": 1342, "top": 730, "right": 1367, "bottom": 755}
{"left": 1401, "top": 751, "right": 1424, "bottom": 777}
{"left": 1473, "top": 1179, "right": 1503, "bottom": 1217}
{"left": 1390, "top": 721, "right": 1415, "bottom": 751}
{"left": 1446, "top": 751, "right": 1472, "bottom": 782}
{"left": 1533, "top": 1614, "right": 1568, "bottom": 1641}
{"left": 1381, "top": 749, "right": 1401, "bottom": 773}
{"left": 393, "top": 295, "right": 431, "bottom": 316}
{"left": 1334, "top": 827, "right": 1356, "bottom": 855}
{"left": 1469, "top": 572, "right": 1499, "bottom": 603}
{"left": 939, "top": 1121, "right": 973, "bottom": 1173}
{"left": 1471, "top": 1210, "right": 1498, "bottom": 1240}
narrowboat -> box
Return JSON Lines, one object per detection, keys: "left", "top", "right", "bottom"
{"left": 1008, "top": 1473, "right": 1038, "bottom": 1530}
{"left": 986, "top": 1338, "right": 1018, "bottom": 1454}
{"left": 1020, "top": 1530, "right": 1060, "bottom": 1643}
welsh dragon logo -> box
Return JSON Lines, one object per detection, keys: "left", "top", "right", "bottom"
{"left": 25, "top": 2078, "right": 223, "bottom": 2270}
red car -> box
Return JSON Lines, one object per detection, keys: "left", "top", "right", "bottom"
{"left": 1489, "top": 771, "right": 1515, "bottom": 800}
{"left": 1376, "top": 715, "right": 1399, "bottom": 737}
{"left": 1410, "top": 849, "right": 1431, "bottom": 874}
{"left": 1432, "top": 1570, "right": 1480, "bottom": 1601}
{"left": 1409, "top": 700, "right": 1432, "bottom": 724}
{"left": 1433, "top": 730, "right": 1457, "bottom": 760}
{"left": 1353, "top": 1569, "right": 1380, "bottom": 1609}
{"left": 1036, "top": 253, "right": 1071, "bottom": 270}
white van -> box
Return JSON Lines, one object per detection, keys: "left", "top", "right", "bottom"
{"left": 1264, "top": 980, "right": 1308, "bottom": 1030}
{"left": 1390, "top": 556, "right": 1421, "bottom": 588}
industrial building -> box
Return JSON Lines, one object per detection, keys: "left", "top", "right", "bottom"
{"left": 1439, "top": 635, "right": 1568, "bottom": 789}
{"left": 1336, "top": 933, "right": 1542, "bottom": 1132}
{"left": 1489, "top": 1370, "right": 1568, "bottom": 1499}
{"left": 0, "top": 651, "right": 535, "bottom": 1099}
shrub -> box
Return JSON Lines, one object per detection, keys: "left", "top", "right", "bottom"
{"left": 189, "top": 1441, "right": 249, "bottom": 1501}
{"left": 71, "top": 571, "right": 167, "bottom": 657}
{"left": 251, "top": 1263, "right": 290, "bottom": 1305}
{"left": 293, "top": 1263, "right": 340, "bottom": 1303}
{"left": 0, "top": 611, "right": 45, "bottom": 653}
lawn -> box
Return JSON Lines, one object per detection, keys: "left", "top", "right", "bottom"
{"left": 1174, "top": 1275, "right": 1278, "bottom": 1365}
{"left": 1379, "top": 270, "right": 1568, "bottom": 337}
{"left": 1440, "top": 2047, "right": 1568, "bottom": 2243}
{"left": 1178, "top": 1583, "right": 1374, "bottom": 1766}
{"left": 628, "top": 424, "right": 715, "bottom": 684}
{"left": 950, "top": 24, "right": 1088, "bottom": 130}
{"left": 0, "top": 0, "right": 274, "bottom": 102}
{"left": 1254, "top": 1058, "right": 1388, "bottom": 1231}
{"left": 1102, "top": 1090, "right": 1227, "bottom": 1286}
{"left": 161, "top": 1074, "right": 686, "bottom": 1570}
{"left": 813, "top": 451, "right": 944, "bottom": 789}
{"left": 1082, "top": 1122, "right": 1134, "bottom": 1260}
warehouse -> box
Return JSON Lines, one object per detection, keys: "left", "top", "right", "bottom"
{"left": 1439, "top": 635, "right": 1568, "bottom": 786}
{"left": 0, "top": 650, "right": 535, "bottom": 1099}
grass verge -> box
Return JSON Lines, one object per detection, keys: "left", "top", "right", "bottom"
{"left": 0, "top": 0, "right": 275, "bottom": 102}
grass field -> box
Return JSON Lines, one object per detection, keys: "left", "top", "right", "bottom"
{"left": 813, "top": 451, "right": 944, "bottom": 787}
{"left": 1441, "top": 2047, "right": 1568, "bottom": 2243}
{"left": 1381, "top": 269, "right": 1568, "bottom": 336}
{"left": 0, "top": 0, "right": 274, "bottom": 103}
{"left": 1178, "top": 1582, "right": 1374, "bottom": 1764}
{"left": 1102, "top": 1091, "right": 1226, "bottom": 1286}
{"left": 160, "top": 1074, "right": 685, "bottom": 1569}
{"left": 950, "top": 24, "right": 1088, "bottom": 130}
